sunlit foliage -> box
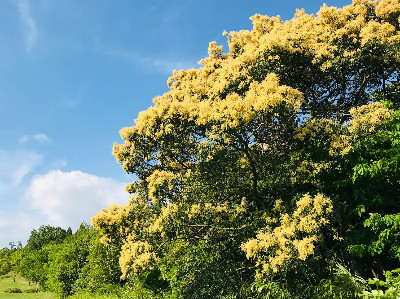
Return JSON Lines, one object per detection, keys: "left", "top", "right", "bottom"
{"left": 93, "top": 0, "right": 400, "bottom": 297}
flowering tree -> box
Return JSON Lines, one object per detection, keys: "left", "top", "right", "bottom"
{"left": 93, "top": 1, "right": 400, "bottom": 297}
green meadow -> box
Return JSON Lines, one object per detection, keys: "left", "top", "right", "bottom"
{"left": 0, "top": 273, "right": 55, "bottom": 299}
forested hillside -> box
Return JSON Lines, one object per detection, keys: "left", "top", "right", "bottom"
{"left": 2, "top": 0, "right": 400, "bottom": 298}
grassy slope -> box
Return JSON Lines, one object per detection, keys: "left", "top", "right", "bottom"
{"left": 0, "top": 273, "right": 55, "bottom": 299}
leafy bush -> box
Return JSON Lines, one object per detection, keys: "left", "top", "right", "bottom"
{"left": 360, "top": 269, "right": 400, "bottom": 299}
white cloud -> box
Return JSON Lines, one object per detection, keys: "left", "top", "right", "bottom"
{"left": 19, "top": 133, "right": 52, "bottom": 144}
{"left": 0, "top": 169, "right": 128, "bottom": 248}
{"left": 17, "top": 0, "right": 38, "bottom": 53}
{"left": 24, "top": 170, "right": 129, "bottom": 230}
{"left": 0, "top": 150, "right": 42, "bottom": 188}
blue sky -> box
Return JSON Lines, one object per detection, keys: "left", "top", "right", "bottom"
{"left": 0, "top": 0, "right": 351, "bottom": 248}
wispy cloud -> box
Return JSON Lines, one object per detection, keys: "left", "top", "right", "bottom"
{"left": 51, "top": 158, "right": 68, "bottom": 169}
{"left": 17, "top": 0, "right": 38, "bottom": 53}
{"left": 106, "top": 49, "right": 198, "bottom": 74}
{"left": 0, "top": 150, "right": 42, "bottom": 188}
{"left": 53, "top": 88, "right": 86, "bottom": 111}
{"left": 19, "top": 133, "right": 52, "bottom": 144}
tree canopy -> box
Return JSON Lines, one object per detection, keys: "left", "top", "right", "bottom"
{"left": 27, "top": 225, "right": 71, "bottom": 250}
{"left": 92, "top": 0, "right": 400, "bottom": 297}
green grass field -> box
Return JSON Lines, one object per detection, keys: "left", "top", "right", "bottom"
{"left": 0, "top": 273, "right": 146, "bottom": 299}
{"left": 0, "top": 273, "right": 55, "bottom": 299}
{"left": 0, "top": 273, "right": 124, "bottom": 299}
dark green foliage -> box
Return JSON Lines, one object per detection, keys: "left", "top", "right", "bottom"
{"left": 339, "top": 107, "right": 400, "bottom": 276}
{"left": 157, "top": 239, "right": 252, "bottom": 299}
{"left": 73, "top": 229, "right": 122, "bottom": 294}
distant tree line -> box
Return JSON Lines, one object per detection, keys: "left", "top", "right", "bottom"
{"left": 0, "top": 224, "right": 123, "bottom": 298}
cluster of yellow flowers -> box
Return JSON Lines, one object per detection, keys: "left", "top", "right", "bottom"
{"left": 185, "top": 198, "right": 247, "bottom": 221}
{"left": 329, "top": 134, "right": 352, "bottom": 156}
{"left": 91, "top": 203, "right": 136, "bottom": 243}
{"left": 119, "top": 237, "right": 155, "bottom": 279}
{"left": 115, "top": 74, "right": 301, "bottom": 143}
{"left": 241, "top": 193, "right": 333, "bottom": 275}
{"left": 348, "top": 102, "right": 394, "bottom": 137}
{"left": 329, "top": 102, "right": 393, "bottom": 155}
{"left": 295, "top": 101, "right": 394, "bottom": 157}
{"left": 147, "top": 203, "right": 179, "bottom": 234}
{"left": 146, "top": 170, "right": 178, "bottom": 203}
